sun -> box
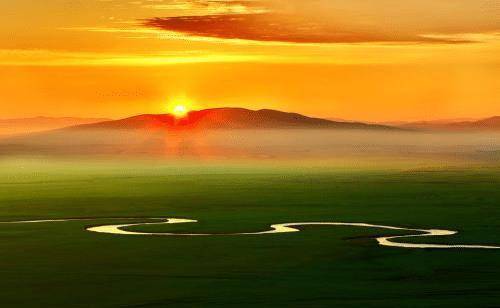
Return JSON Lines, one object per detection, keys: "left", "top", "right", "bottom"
{"left": 171, "top": 104, "right": 189, "bottom": 118}
{"left": 167, "top": 96, "right": 193, "bottom": 118}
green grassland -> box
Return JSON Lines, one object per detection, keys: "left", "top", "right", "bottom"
{"left": 0, "top": 158, "right": 499, "bottom": 307}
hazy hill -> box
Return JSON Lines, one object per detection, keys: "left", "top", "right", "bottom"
{"left": 446, "top": 116, "right": 500, "bottom": 130}
{"left": 1, "top": 110, "right": 499, "bottom": 160}
{"left": 72, "top": 108, "right": 395, "bottom": 131}
{"left": 399, "top": 116, "right": 500, "bottom": 131}
{"left": 0, "top": 116, "right": 111, "bottom": 137}
{"left": 0, "top": 108, "right": 400, "bottom": 157}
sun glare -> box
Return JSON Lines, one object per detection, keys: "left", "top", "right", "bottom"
{"left": 167, "top": 96, "right": 193, "bottom": 118}
{"left": 172, "top": 105, "right": 189, "bottom": 118}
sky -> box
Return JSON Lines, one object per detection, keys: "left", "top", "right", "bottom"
{"left": 1, "top": 0, "right": 499, "bottom": 121}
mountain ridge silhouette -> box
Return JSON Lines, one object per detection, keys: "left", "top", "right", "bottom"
{"left": 69, "top": 107, "right": 396, "bottom": 130}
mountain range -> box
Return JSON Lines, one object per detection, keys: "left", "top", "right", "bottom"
{"left": 1, "top": 110, "right": 499, "bottom": 138}
{"left": 1, "top": 108, "right": 498, "bottom": 158}
{"left": 69, "top": 109, "right": 500, "bottom": 132}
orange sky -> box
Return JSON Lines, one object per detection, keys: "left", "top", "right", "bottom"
{"left": 1, "top": 0, "right": 499, "bottom": 121}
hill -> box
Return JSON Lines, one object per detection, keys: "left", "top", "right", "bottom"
{"left": 398, "top": 116, "right": 500, "bottom": 131}
{"left": 0, "top": 108, "right": 399, "bottom": 157}
{"left": 446, "top": 116, "right": 500, "bottom": 130}
{"left": 72, "top": 108, "right": 394, "bottom": 131}
{"left": 0, "top": 116, "right": 111, "bottom": 137}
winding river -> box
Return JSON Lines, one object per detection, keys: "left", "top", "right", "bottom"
{"left": 2, "top": 217, "right": 499, "bottom": 249}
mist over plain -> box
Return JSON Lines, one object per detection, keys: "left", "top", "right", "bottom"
{"left": 1, "top": 129, "right": 499, "bottom": 168}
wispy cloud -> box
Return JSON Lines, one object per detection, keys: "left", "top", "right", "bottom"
{"left": 0, "top": 49, "right": 266, "bottom": 66}
{"left": 137, "top": 0, "right": 267, "bottom": 15}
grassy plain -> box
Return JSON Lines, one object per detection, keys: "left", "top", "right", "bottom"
{"left": 0, "top": 157, "right": 499, "bottom": 307}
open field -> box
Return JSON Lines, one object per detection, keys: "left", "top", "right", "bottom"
{"left": 1, "top": 157, "right": 499, "bottom": 307}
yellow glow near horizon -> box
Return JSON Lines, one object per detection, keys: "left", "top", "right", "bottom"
{"left": 172, "top": 105, "right": 188, "bottom": 118}
{"left": 167, "top": 97, "right": 192, "bottom": 118}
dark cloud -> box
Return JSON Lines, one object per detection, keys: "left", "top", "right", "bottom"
{"left": 143, "top": 0, "right": 499, "bottom": 44}
{"left": 144, "top": 13, "right": 473, "bottom": 44}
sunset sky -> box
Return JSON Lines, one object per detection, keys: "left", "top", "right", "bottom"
{"left": 1, "top": 0, "right": 499, "bottom": 121}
